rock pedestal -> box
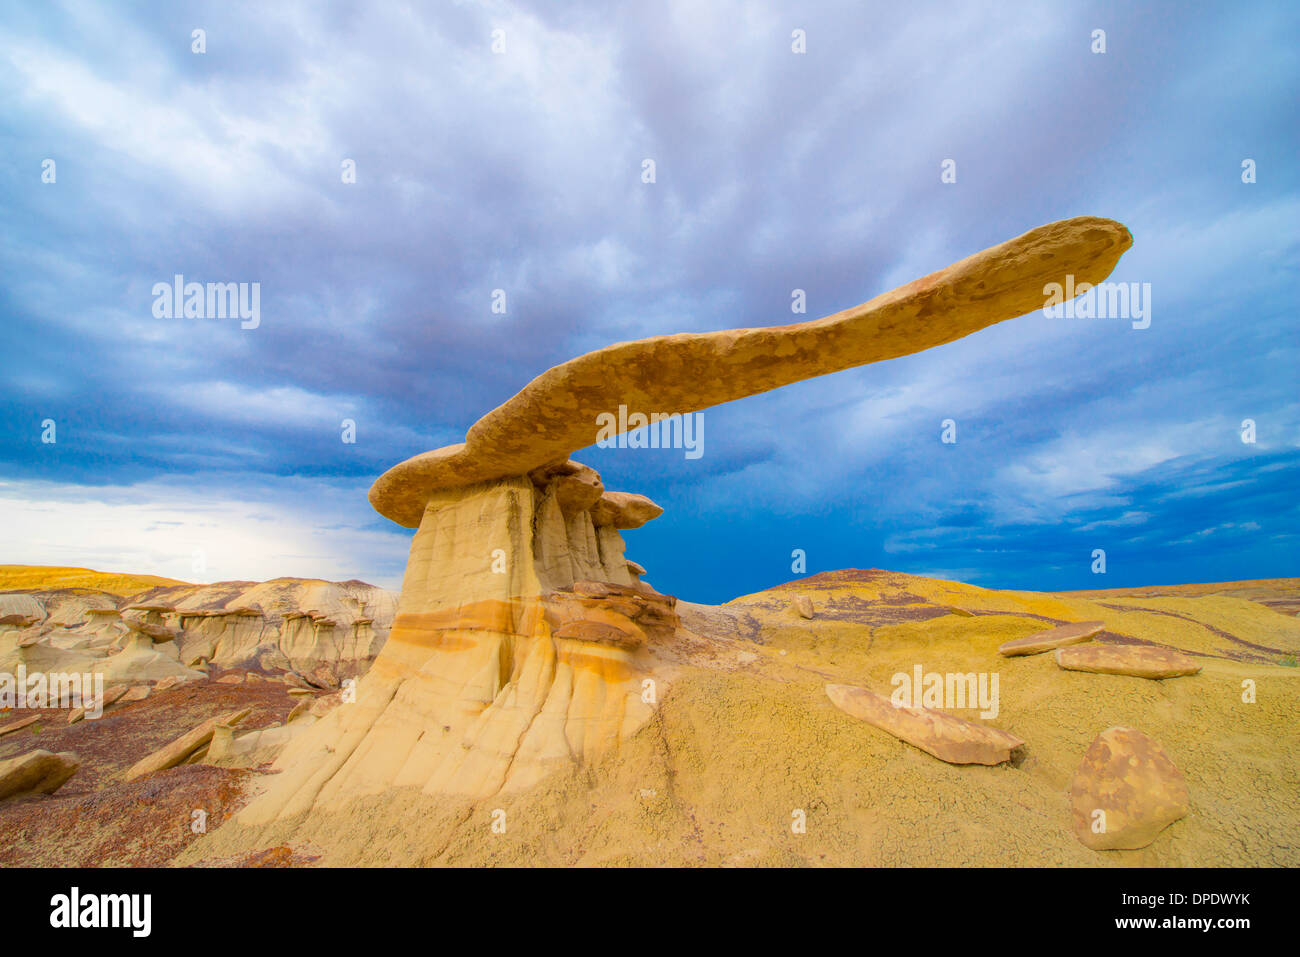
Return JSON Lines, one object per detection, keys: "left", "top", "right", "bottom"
{"left": 240, "top": 466, "right": 674, "bottom": 823}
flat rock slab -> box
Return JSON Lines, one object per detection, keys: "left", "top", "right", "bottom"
{"left": 826, "top": 683, "right": 1024, "bottom": 765}
{"left": 0, "top": 749, "right": 80, "bottom": 800}
{"left": 0, "top": 713, "right": 42, "bottom": 737}
{"left": 1056, "top": 644, "right": 1202, "bottom": 679}
{"left": 999, "top": 620, "right": 1104, "bottom": 657}
{"left": 123, "top": 707, "right": 253, "bottom": 781}
{"left": 1070, "top": 726, "right": 1188, "bottom": 850}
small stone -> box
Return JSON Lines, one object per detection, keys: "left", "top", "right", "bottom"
{"left": 999, "top": 620, "right": 1104, "bottom": 657}
{"left": 794, "top": 595, "right": 814, "bottom": 619}
{"left": 1070, "top": 726, "right": 1189, "bottom": 850}
{"left": 0, "top": 749, "right": 80, "bottom": 800}
{"left": 287, "top": 700, "right": 312, "bottom": 723}
{"left": 0, "top": 714, "right": 42, "bottom": 737}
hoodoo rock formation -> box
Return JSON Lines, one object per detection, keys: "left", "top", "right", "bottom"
{"left": 236, "top": 217, "right": 1134, "bottom": 825}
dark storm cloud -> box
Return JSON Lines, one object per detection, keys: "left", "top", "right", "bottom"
{"left": 0, "top": 0, "right": 1296, "bottom": 597}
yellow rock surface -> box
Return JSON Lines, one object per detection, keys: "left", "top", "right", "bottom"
{"left": 182, "top": 569, "right": 1300, "bottom": 867}
{"left": 0, "top": 565, "right": 187, "bottom": 595}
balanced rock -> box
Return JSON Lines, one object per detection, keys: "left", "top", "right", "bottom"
{"left": 367, "top": 218, "right": 1132, "bottom": 526}
{"left": 234, "top": 217, "right": 1131, "bottom": 827}
{"left": 123, "top": 707, "right": 253, "bottom": 781}
{"left": 826, "top": 683, "right": 1024, "bottom": 765}
{"left": 1070, "top": 726, "right": 1189, "bottom": 850}
{"left": 1056, "top": 644, "right": 1202, "bottom": 679}
{"left": 1000, "top": 620, "right": 1104, "bottom": 657}
{"left": 0, "top": 749, "right": 80, "bottom": 800}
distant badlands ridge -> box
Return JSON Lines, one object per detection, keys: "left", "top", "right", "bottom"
{"left": 0, "top": 564, "right": 397, "bottom": 681}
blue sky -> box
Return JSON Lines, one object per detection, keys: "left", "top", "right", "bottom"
{"left": 1, "top": 1, "right": 1296, "bottom": 601}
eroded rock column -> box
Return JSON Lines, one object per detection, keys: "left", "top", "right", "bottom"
{"left": 239, "top": 463, "right": 674, "bottom": 824}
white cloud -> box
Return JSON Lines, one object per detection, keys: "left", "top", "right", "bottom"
{"left": 0, "top": 476, "right": 409, "bottom": 589}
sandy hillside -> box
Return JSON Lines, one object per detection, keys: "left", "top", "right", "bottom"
{"left": 167, "top": 569, "right": 1300, "bottom": 867}
{"left": 0, "top": 564, "right": 189, "bottom": 596}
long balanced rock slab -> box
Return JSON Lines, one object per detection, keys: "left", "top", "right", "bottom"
{"left": 826, "top": 683, "right": 1024, "bottom": 765}
{"left": 122, "top": 707, "right": 252, "bottom": 781}
{"left": 1056, "top": 645, "right": 1202, "bottom": 679}
{"left": 999, "top": 620, "right": 1104, "bottom": 657}
{"left": 370, "top": 217, "right": 1132, "bottom": 526}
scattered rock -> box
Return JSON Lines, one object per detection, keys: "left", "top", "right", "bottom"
{"left": 1056, "top": 644, "right": 1202, "bottom": 679}
{"left": 999, "top": 620, "right": 1104, "bottom": 657}
{"left": 794, "top": 595, "right": 814, "bottom": 620}
{"left": 119, "top": 685, "right": 151, "bottom": 703}
{"left": 66, "top": 708, "right": 84, "bottom": 725}
{"left": 100, "top": 684, "right": 130, "bottom": 709}
{"left": 153, "top": 676, "right": 182, "bottom": 692}
{"left": 287, "top": 700, "right": 312, "bottom": 723}
{"left": 945, "top": 606, "right": 975, "bottom": 618}
{"left": 0, "top": 749, "right": 80, "bottom": 800}
{"left": 215, "top": 673, "right": 244, "bottom": 685}
{"left": 123, "top": 707, "right": 253, "bottom": 781}
{"left": 1070, "top": 726, "right": 1189, "bottom": 850}
{"left": 0, "top": 713, "right": 42, "bottom": 737}
{"left": 825, "top": 683, "right": 1024, "bottom": 765}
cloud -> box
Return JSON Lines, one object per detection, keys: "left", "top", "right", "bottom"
{"left": 0, "top": 475, "right": 411, "bottom": 590}
{"left": 0, "top": 1, "right": 1295, "bottom": 601}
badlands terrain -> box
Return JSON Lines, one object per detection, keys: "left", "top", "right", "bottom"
{"left": 3, "top": 219, "right": 1296, "bottom": 867}
{"left": 1, "top": 562, "right": 1296, "bottom": 867}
